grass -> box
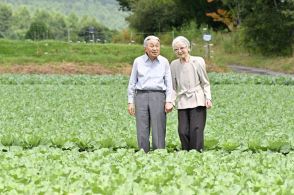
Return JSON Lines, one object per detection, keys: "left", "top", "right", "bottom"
{"left": 0, "top": 39, "right": 144, "bottom": 66}
{"left": 210, "top": 33, "right": 294, "bottom": 73}
{"left": 0, "top": 38, "right": 293, "bottom": 74}
{"left": 212, "top": 45, "right": 294, "bottom": 73}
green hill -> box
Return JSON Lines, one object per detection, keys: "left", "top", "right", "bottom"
{"left": 0, "top": 0, "right": 129, "bottom": 30}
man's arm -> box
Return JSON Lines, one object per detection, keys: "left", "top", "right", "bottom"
{"left": 164, "top": 60, "right": 173, "bottom": 113}
{"left": 127, "top": 60, "right": 138, "bottom": 115}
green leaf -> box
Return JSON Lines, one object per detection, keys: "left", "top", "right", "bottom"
{"left": 1, "top": 134, "right": 14, "bottom": 147}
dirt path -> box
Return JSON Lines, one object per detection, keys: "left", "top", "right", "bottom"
{"left": 0, "top": 63, "right": 292, "bottom": 77}
{"left": 0, "top": 63, "right": 132, "bottom": 75}
{"left": 228, "top": 65, "right": 294, "bottom": 77}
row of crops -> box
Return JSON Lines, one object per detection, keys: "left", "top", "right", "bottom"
{"left": 1, "top": 73, "right": 293, "bottom": 152}
{"left": 0, "top": 73, "right": 293, "bottom": 194}
{"left": 1, "top": 147, "right": 294, "bottom": 194}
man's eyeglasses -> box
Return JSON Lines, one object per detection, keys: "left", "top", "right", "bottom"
{"left": 174, "top": 46, "right": 187, "bottom": 53}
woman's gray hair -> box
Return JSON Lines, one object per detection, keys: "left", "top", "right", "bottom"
{"left": 172, "top": 36, "right": 191, "bottom": 51}
{"left": 143, "top": 35, "right": 160, "bottom": 48}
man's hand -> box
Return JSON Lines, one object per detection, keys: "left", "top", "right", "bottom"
{"left": 206, "top": 99, "right": 212, "bottom": 109}
{"left": 165, "top": 102, "right": 173, "bottom": 113}
{"left": 128, "top": 103, "right": 135, "bottom": 116}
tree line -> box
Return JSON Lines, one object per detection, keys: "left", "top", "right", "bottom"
{"left": 0, "top": 0, "right": 293, "bottom": 56}
{"left": 0, "top": 3, "right": 115, "bottom": 42}
{"left": 1, "top": 0, "right": 128, "bottom": 30}
{"left": 117, "top": 0, "right": 294, "bottom": 56}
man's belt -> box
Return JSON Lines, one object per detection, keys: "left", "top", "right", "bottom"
{"left": 136, "top": 89, "right": 165, "bottom": 93}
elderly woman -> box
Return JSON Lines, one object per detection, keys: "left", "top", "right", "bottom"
{"left": 170, "top": 36, "right": 212, "bottom": 152}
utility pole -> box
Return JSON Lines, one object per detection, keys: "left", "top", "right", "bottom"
{"left": 202, "top": 28, "right": 212, "bottom": 59}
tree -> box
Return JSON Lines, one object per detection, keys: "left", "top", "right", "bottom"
{"left": 239, "top": 0, "right": 294, "bottom": 56}
{"left": 125, "top": 0, "right": 189, "bottom": 34}
{"left": 49, "top": 13, "right": 67, "bottom": 40}
{"left": 205, "top": 0, "right": 240, "bottom": 31}
{"left": 174, "top": 0, "right": 228, "bottom": 30}
{"left": 117, "top": 0, "right": 293, "bottom": 56}
{"left": 32, "top": 9, "right": 52, "bottom": 25}
{"left": 117, "top": 0, "right": 139, "bottom": 11}
{"left": 118, "top": 0, "right": 229, "bottom": 32}
{"left": 0, "top": 3, "right": 13, "bottom": 38}
{"left": 66, "top": 12, "right": 80, "bottom": 41}
{"left": 11, "top": 6, "right": 31, "bottom": 39}
{"left": 25, "top": 21, "right": 50, "bottom": 40}
{"left": 78, "top": 16, "right": 113, "bottom": 43}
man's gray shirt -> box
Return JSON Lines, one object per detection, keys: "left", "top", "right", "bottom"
{"left": 128, "top": 54, "right": 172, "bottom": 104}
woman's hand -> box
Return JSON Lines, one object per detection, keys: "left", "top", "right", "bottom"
{"left": 165, "top": 102, "right": 173, "bottom": 113}
{"left": 206, "top": 99, "right": 212, "bottom": 109}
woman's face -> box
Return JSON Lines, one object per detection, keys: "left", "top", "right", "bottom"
{"left": 173, "top": 41, "right": 189, "bottom": 59}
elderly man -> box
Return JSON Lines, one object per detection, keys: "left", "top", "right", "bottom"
{"left": 127, "top": 35, "right": 173, "bottom": 152}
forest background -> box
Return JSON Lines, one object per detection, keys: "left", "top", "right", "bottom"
{"left": 0, "top": 0, "right": 293, "bottom": 74}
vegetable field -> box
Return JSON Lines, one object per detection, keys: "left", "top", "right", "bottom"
{"left": 0, "top": 73, "right": 293, "bottom": 194}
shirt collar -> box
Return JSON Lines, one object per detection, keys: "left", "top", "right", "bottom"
{"left": 143, "top": 53, "right": 159, "bottom": 63}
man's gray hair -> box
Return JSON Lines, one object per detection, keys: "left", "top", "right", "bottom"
{"left": 143, "top": 35, "right": 160, "bottom": 48}
{"left": 172, "top": 36, "right": 191, "bottom": 51}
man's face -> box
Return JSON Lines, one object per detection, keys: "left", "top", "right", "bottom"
{"left": 145, "top": 39, "right": 160, "bottom": 60}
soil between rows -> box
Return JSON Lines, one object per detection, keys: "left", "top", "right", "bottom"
{"left": 1, "top": 63, "right": 291, "bottom": 76}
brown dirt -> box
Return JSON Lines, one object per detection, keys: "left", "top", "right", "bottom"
{"left": 206, "top": 63, "right": 228, "bottom": 73}
{"left": 0, "top": 62, "right": 225, "bottom": 75}
{"left": 0, "top": 63, "right": 133, "bottom": 75}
